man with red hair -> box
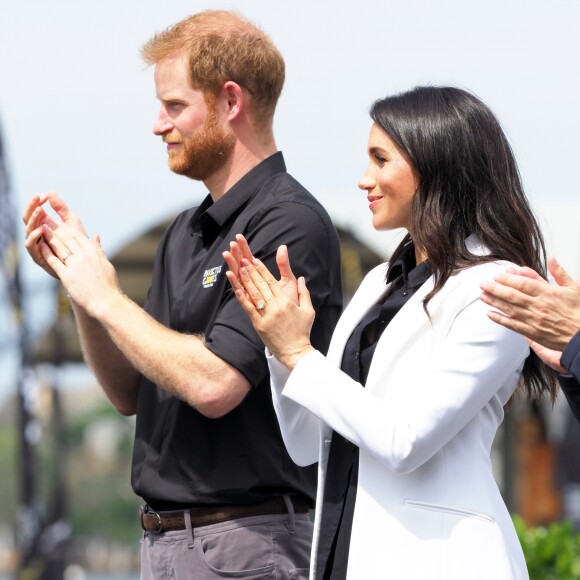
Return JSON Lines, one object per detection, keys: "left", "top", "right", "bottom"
{"left": 23, "top": 10, "right": 342, "bottom": 579}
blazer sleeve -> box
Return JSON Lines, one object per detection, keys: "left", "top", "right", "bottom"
{"left": 559, "top": 331, "right": 580, "bottom": 421}
{"left": 562, "top": 331, "right": 580, "bottom": 383}
{"left": 267, "top": 351, "right": 322, "bottom": 467}
{"left": 281, "top": 290, "right": 529, "bottom": 474}
{"left": 559, "top": 376, "right": 580, "bottom": 423}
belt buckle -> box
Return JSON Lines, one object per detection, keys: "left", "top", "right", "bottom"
{"left": 140, "top": 505, "right": 163, "bottom": 534}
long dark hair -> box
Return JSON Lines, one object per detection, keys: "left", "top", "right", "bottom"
{"left": 371, "top": 86, "right": 554, "bottom": 402}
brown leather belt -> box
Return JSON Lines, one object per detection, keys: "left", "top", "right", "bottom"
{"left": 140, "top": 496, "right": 310, "bottom": 534}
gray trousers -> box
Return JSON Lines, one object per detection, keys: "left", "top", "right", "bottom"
{"left": 140, "top": 505, "right": 313, "bottom": 579}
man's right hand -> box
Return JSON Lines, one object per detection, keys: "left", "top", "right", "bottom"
{"left": 480, "top": 257, "right": 580, "bottom": 352}
{"left": 23, "top": 191, "right": 87, "bottom": 279}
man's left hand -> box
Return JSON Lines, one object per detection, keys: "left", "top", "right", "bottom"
{"left": 38, "top": 220, "right": 122, "bottom": 319}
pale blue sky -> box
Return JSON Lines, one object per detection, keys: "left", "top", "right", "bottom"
{"left": 1, "top": 0, "right": 579, "bottom": 399}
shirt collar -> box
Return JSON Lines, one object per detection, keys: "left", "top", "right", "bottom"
{"left": 187, "top": 152, "right": 286, "bottom": 240}
{"left": 386, "top": 240, "right": 431, "bottom": 289}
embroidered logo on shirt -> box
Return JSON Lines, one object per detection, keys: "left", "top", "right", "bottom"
{"left": 202, "top": 265, "right": 222, "bottom": 288}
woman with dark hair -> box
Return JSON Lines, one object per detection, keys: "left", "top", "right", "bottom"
{"left": 224, "top": 86, "right": 553, "bottom": 579}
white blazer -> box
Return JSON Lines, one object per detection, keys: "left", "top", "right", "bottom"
{"left": 268, "top": 240, "right": 530, "bottom": 579}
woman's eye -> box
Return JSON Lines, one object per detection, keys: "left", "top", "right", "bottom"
{"left": 374, "top": 154, "right": 386, "bottom": 165}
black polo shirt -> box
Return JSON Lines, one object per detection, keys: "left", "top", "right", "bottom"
{"left": 131, "top": 152, "right": 343, "bottom": 509}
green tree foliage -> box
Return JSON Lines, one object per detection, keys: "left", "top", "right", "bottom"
{"left": 0, "top": 422, "right": 18, "bottom": 526}
{"left": 0, "top": 395, "right": 140, "bottom": 546}
{"left": 515, "top": 515, "right": 580, "bottom": 579}
{"left": 64, "top": 400, "right": 141, "bottom": 545}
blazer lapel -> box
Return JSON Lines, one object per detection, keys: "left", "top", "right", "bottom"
{"left": 364, "top": 274, "right": 435, "bottom": 393}
{"left": 326, "top": 264, "right": 390, "bottom": 367}
{"left": 344, "top": 235, "right": 489, "bottom": 395}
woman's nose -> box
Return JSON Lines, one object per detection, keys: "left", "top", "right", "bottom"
{"left": 358, "top": 173, "right": 376, "bottom": 191}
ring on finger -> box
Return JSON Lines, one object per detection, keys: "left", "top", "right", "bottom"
{"left": 256, "top": 300, "right": 266, "bottom": 311}
{"left": 62, "top": 252, "right": 73, "bottom": 264}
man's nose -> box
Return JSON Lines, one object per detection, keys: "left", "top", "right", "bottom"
{"left": 153, "top": 112, "right": 172, "bottom": 135}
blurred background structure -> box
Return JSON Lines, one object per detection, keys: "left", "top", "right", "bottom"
{"left": 1, "top": 0, "right": 579, "bottom": 577}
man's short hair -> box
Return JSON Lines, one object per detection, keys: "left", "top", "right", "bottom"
{"left": 141, "top": 10, "right": 285, "bottom": 127}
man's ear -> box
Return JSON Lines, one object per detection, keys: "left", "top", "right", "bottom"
{"left": 220, "top": 81, "right": 244, "bottom": 121}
